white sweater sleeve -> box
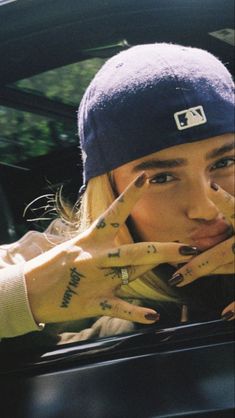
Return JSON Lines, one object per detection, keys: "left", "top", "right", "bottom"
{"left": 0, "top": 263, "right": 43, "bottom": 338}
{"left": 0, "top": 223, "right": 69, "bottom": 339}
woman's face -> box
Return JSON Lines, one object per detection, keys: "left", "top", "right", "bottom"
{"left": 113, "top": 134, "right": 234, "bottom": 251}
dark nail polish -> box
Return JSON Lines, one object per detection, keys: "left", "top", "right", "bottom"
{"left": 168, "top": 273, "right": 184, "bottom": 286}
{"left": 145, "top": 312, "right": 160, "bottom": 321}
{"left": 221, "top": 311, "right": 234, "bottom": 321}
{"left": 179, "top": 245, "right": 198, "bottom": 256}
{"left": 211, "top": 182, "right": 219, "bottom": 191}
{"left": 232, "top": 243, "right": 235, "bottom": 254}
{"left": 135, "top": 172, "right": 147, "bottom": 188}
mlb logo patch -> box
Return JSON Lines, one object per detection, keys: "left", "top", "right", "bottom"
{"left": 174, "top": 106, "right": 207, "bottom": 130}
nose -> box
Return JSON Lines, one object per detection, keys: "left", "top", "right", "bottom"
{"left": 185, "top": 178, "right": 220, "bottom": 221}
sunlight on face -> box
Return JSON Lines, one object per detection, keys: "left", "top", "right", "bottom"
{"left": 113, "top": 134, "right": 234, "bottom": 250}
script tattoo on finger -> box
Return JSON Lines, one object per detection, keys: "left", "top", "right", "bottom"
{"left": 96, "top": 217, "right": 106, "bottom": 229}
{"left": 147, "top": 245, "right": 157, "bottom": 254}
{"left": 100, "top": 300, "right": 112, "bottom": 310}
{"left": 60, "top": 268, "right": 85, "bottom": 308}
{"left": 108, "top": 249, "right": 121, "bottom": 258}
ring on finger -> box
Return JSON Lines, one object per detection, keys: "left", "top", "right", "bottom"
{"left": 121, "top": 267, "right": 129, "bottom": 285}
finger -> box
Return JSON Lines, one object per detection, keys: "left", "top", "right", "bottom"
{"left": 221, "top": 302, "right": 235, "bottom": 321}
{"left": 168, "top": 235, "right": 235, "bottom": 287}
{"left": 211, "top": 261, "right": 234, "bottom": 275}
{"left": 210, "top": 183, "right": 235, "bottom": 227}
{"left": 98, "top": 296, "right": 160, "bottom": 324}
{"left": 92, "top": 172, "right": 149, "bottom": 236}
{"left": 99, "top": 242, "right": 198, "bottom": 267}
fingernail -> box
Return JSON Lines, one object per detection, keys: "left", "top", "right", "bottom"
{"left": 221, "top": 311, "right": 234, "bottom": 321}
{"left": 232, "top": 243, "right": 235, "bottom": 254}
{"left": 211, "top": 182, "right": 219, "bottom": 191}
{"left": 168, "top": 273, "right": 184, "bottom": 286}
{"left": 134, "top": 172, "right": 147, "bottom": 188}
{"left": 145, "top": 312, "right": 160, "bottom": 321}
{"left": 179, "top": 245, "right": 198, "bottom": 256}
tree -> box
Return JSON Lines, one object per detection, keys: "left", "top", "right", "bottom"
{"left": 0, "top": 58, "right": 105, "bottom": 164}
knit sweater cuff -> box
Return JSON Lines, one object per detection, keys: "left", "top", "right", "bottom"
{"left": 0, "top": 264, "right": 44, "bottom": 338}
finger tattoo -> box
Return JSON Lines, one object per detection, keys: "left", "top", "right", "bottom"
{"left": 184, "top": 267, "right": 193, "bottom": 277}
{"left": 100, "top": 300, "right": 112, "bottom": 310}
{"left": 147, "top": 245, "right": 157, "bottom": 254}
{"left": 96, "top": 217, "right": 106, "bottom": 229}
{"left": 108, "top": 249, "right": 121, "bottom": 258}
{"left": 110, "top": 222, "right": 120, "bottom": 228}
{"left": 198, "top": 261, "right": 209, "bottom": 268}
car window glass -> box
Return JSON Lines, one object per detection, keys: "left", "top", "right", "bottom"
{"left": 0, "top": 58, "right": 106, "bottom": 165}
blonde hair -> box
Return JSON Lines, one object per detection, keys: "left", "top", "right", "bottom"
{"left": 73, "top": 173, "right": 180, "bottom": 305}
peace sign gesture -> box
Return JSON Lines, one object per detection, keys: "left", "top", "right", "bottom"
{"left": 169, "top": 183, "right": 234, "bottom": 287}
{"left": 25, "top": 172, "right": 197, "bottom": 326}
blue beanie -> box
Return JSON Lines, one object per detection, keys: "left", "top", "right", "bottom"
{"left": 78, "top": 43, "right": 234, "bottom": 183}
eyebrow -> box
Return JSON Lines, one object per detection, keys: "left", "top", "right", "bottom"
{"left": 132, "top": 141, "right": 235, "bottom": 172}
{"left": 132, "top": 158, "right": 187, "bottom": 172}
{"left": 205, "top": 141, "right": 235, "bottom": 160}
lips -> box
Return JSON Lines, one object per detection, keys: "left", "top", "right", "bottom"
{"left": 190, "top": 220, "right": 233, "bottom": 251}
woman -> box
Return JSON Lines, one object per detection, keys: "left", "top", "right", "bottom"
{"left": 0, "top": 43, "right": 234, "bottom": 342}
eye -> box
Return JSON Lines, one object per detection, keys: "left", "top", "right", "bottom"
{"left": 149, "top": 173, "right": 175, "bottom": 184}
{"left": 210, "top": 157, "right": 235, "bottom": 171}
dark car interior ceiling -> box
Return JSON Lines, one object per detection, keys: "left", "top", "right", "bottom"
{"left": 0, "top": 0, "right": 234, "bottom": 84}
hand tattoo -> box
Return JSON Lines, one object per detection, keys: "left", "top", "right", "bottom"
{"left": 60, "top": 268, "right": 85, "bottom": 308}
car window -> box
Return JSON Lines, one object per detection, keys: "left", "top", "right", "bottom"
{"left": 0, "top": 58, "right": 106, "bottom": 165}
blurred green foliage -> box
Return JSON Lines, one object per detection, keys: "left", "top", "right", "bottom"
{"left": 0, "top": 58, "right": 106, "bottom": 164}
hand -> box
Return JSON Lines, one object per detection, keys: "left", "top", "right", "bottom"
{"left": 222, "top": 302, "right": 235, "bottom": 321}
{"left": 25, "top": 172, "right": 197, "bottom": 325}
{"left": 169, "top": 183, "right": 234, "bottom": 287}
